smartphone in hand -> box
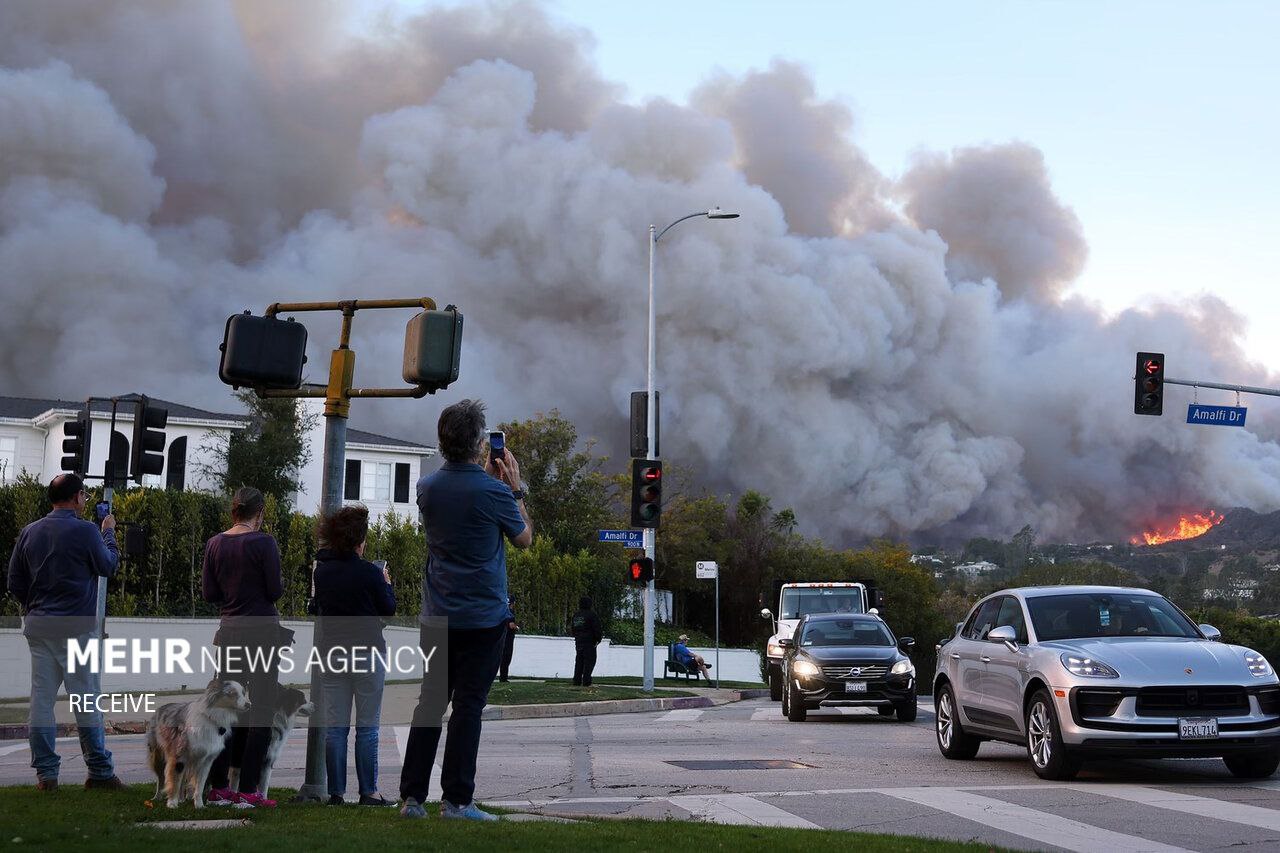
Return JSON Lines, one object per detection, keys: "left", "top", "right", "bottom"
{"left": 95, "top": 500, "right": 111, "bottom": 522}
{"left": 372, "top": 559, "right": 390, "bottom": 584}
{"left": 489, "top": 430, "right": 506, "bottom": 463}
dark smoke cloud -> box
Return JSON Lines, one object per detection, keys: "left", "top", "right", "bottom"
{"left": 0, "top": 0, "right": 1276, "bottom": 544}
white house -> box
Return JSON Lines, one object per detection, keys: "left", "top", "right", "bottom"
{"left": 0, "top": 394, "right": 434, "bottom": 521}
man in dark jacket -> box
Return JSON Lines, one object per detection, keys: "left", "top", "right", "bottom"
{"left": 570, "top": 596, "right": 603, "bottom": 687}
{"left": 6, "top": 473, "right": 123, "bottom": 791}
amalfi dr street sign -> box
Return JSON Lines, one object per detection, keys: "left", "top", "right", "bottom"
{"left": 1187, "top": 404, "right": 1247, "bottom": 427}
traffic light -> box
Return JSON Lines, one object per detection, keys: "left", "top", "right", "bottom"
{"left": 219, "top": 312, "right": 309, "bottom": 390}
{"left": 630, "top": 459, "right": 663, "bottom": 528}
{"left": 402, "top": 306, "right": 463, "bottom": 391}
{"left": 627, "top": 557, "right": 654, "bottom": 585}
{"left": 60, "top": 407, "right": 92, "bottom": 475}
{"left": 130, "top": 398, "right": 168, "bottom": 482}
{"left": 1134, "top": 352, "right": 1164, "bottom": 416}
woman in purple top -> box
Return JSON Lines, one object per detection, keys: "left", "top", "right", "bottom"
{"left": 201, "top": 487, "right": 284, "bottom": 809}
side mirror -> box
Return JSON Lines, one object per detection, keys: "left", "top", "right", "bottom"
{"left": 868, "top": 607, "right": 880, "bottom": 617}
{"left": 1199, "top": 624, "right": 1222, "bottom": 642}
{"left": 898, "top": 637, "right": 915, "bottom": 652}
{"left": 954, "top": 622, "right": 964, "bottom": 637}
{"left": 777, "top": 638, "right": 794, "bottom": 649}
{"left": 988, "top": 625, "right": 1018, "bottom": 651}
{"left": 760, "top": 609, "right": 773, "bottom": 620}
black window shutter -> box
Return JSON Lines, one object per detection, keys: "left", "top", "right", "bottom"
{"left": 344, "top": 459, "right": 361, "bottom": 500}
{"left": 394, "top": 463, "right": 411, "bottom": 504}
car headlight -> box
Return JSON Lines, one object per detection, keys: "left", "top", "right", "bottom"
{"left": 890, "top": 659, "right": 914, "bottom": 676}
{"left": 1060, "top": 654, "right": 1119, "bottom": 678}
{"left": 767, "top": 643, "right": 784, "bottom": 658}
{"left": 1245, "top": 651, "right": 1273, "bottom": 678}
{"left": 792, "top": 660, "right": 820, "bottom": 677}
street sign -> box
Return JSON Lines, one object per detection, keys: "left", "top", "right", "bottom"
{"left": 1187, "top": 404, "right": 1247, "bottom": 427}
{"left": 599, "top": 529, "right": 645, "bottom": 548}
{"left": 696, "top": 561, "right": 718, "bottom": 579}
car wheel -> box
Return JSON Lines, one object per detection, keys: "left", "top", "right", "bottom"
{"left": 877, "top": 705, "right": 895, "bottom": 717}
{"left": 1026, "top": 689, "right": 1081, "bottom": 780}
{"left": 785, "top": 678, "right": 807, "bottom": 722}
{"left": 896, "top": 696, "right": 918, "bottom": 723}
{"left": 780, "top": 677, "right": 791, "bottom": 716}
{"left": 935, "top": 684, "right": 980, "bottom": 759}
{"left": 1224, "top": 749, "right": 1280, "bottom": 779}
{"left": 769, "top": 666, "right": 783, "bottom": 702}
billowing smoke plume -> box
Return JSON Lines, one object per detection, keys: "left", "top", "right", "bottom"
{"left": 1, "top": 0, "right": 1276, "bottom": 544}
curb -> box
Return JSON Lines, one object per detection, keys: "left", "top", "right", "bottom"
{"left": 481, "top": 694, "right": 713, "bottom": 721}
{"left": 0, "top": 689, "right": 764, "bottom": 738}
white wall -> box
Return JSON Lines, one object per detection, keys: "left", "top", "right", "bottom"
{"left": 0, "top": 620, "right": 762, "bottom": 699}
{"left": 0, "top": 421, "right": 45, "bottom": 483}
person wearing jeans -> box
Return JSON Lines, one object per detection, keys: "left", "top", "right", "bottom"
{"left": 400, "top": 399, "right": 533, "bottom": 821}
{"left": 313, "top": 504, "right": 396, "bottom": 806}
{"left": 6, "top": 473, "right": 123, "bottom": 792}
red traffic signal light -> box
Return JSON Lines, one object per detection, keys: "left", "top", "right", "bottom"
{"left": 1134, "top": 352, "right": 1164, "bottom": 416}
{"left": 630, "top": 459, "right": 663, "bottom": 528}
{"left": 628, "top": 557, "right": 654, "bottom": 585}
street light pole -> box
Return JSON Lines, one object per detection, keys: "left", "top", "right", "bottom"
{"left": 642, "top": 208, "right": 739, "bottom": 693}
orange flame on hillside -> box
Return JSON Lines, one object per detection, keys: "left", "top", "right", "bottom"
{"left": 1131, "top": 510, "right": 1224, "bottom": 546}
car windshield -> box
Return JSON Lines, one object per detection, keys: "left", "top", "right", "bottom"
{"left": 1026, "top": 593, "right": 1200, "bottom": 641}
{"left": 801, "top": 620, "right": 894, "bottom": 647}
{"left": 780, "top": 588, "right": 863, "bottom": 619}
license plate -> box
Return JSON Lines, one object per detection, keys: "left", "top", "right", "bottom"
{"left": 845, "top": 681, "right": 867, "bottom": 693}
{"left": 1178, "top": 717, "right": 1219, "bottom": 739}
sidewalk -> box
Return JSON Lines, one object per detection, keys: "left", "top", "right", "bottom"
{"left": 0, "top": 682, "right": 764, "bottom": 739}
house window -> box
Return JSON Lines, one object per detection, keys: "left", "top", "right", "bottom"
{"left": 0, "top": 436, "right": 16, "bottom": 482}
{"left": 166, "top": 436, "right": 187, "bottom": 490}
{"left": 361, "top": 461, "right": 392, "bottom": 502}
{"left": 344, "top": 460, "right": 361, "bottom": 500}
{"left": 394, "top": 463, "right": 411, "bottom": 504}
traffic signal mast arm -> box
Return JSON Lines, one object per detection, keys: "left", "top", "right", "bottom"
{"left": 1160, "top": 376, "right": 1280, "bottom": 399}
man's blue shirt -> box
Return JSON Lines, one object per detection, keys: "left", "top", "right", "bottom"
{"left": 418, "top": 462, "right": 526, "bottom": 630}
{"left": 7, "top": 508, "right": 120, "bottom": 638}
{"left": 673, "top": 642, "right": 694, "bottom": 665}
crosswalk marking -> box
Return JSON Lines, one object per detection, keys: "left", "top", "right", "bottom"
{"left": 669, "top": 793, "right": 820, "bottom": 828}
{"left": 393, "top": 725, "right": 441, "bottom": 793}
{"left": 883, "top": 787, "right": 1193, "bottom": 853}
{"left": 1083, "top": 784, "right": 1280, "bottom": 832}
{"left": 750, "top": 708, "right": 781, "bottom": 721}
{"left": 657, "top": 709, "right": 705, "bottom": 722}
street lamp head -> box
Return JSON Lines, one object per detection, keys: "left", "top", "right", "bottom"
{"left": 706, "top": 207, "right": 740, "bottom": 220}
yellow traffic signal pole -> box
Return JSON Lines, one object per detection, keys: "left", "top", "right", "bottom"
{"left": 256, "top": 297, "right": 446, "bottom": 802}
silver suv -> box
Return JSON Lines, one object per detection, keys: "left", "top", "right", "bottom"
{"left": 934, "top": 585, "right": 1280, "bottom": 780}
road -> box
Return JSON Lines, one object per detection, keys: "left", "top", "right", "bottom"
{"left": 4, "top": 697, "right": 1280, "bottom": 851}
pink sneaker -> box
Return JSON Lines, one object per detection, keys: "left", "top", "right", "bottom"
{"left": 207, "top": 788, "right": 236, "bottom": 806}
{"left": 232, "top": 792, "right": 277, "bottom": 809}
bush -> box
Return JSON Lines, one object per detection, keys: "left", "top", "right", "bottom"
{"left": 1190, "top": 607, "right": 1280, "bottom": 663}
{"left": 606, "top": 619, "right": 713, "bottom": 648}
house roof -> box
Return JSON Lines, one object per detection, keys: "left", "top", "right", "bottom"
{"left": 347, "top": 427, "right": 434, "bottom": 453}
{"left": 0, "top": 395, "right": 434, "bottom": 452}
{"left": 0, "top": 395, "right": 251, "bottom": 423}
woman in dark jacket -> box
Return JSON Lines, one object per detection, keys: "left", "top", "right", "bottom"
{"left": 314, "top": 503, "right": 396, "bottom": 806}
{"left": 201, "top": 486, "right": 284, "bottom": 809}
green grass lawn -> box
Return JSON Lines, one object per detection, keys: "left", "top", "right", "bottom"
{"left": 0, "top": 784, "right": 1006, "bottom": 853}
{"left": 484, "top": 681, "right": 694, "bottom": 705}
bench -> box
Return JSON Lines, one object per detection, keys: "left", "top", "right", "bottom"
{"left": 663, "top": 643, "right": 705, "bottom": 680}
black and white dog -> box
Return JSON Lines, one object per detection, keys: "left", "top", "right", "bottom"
{"left": 228, "top": 686, "right": 315, "bottom": 799}
{"left": 146, "top": 679, "right": 250, "bottom": 808}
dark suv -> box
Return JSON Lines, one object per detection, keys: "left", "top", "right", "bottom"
{"left": 780, "top": 613, "right": 917, "bottom": 722}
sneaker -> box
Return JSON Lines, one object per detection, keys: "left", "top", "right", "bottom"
{"left": 232, "top": 792, "right": 277, "bottom": 809}
{"left": 400, "top": 797, "right": 427, "bottom": 819}
{"left": 207, "top": 788, "right": 236, "bottom": 806}
{"left": 84, "top": 776, "right": 126, "bottom": 791}
{"left": 359, "top": 794, "right": 397, "bottom": 807}
{"left": 441, "top": 799, "right": 498, "bottom": 822}
{"left": 36, "top": 779, "right": 58, "bottom": 793}
{"left": 328, "top": 794, "right": 345, "bottom": 806}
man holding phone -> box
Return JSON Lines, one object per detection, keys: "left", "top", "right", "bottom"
{"left": 400, "top": 399, "right": 532, "bottom": 822}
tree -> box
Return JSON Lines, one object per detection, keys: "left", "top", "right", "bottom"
{"left": 496, "top": 411, "right": 617, "bottom": 553}
{"left": 207, "top": 390, "right": 317, "bottom": 507}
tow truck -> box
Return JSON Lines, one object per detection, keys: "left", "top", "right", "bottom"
{"left": 761, "top": 581, "right": 883, "bottom": 701}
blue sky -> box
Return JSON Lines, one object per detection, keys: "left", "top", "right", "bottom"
{"left": 404, "top": 1, "right": 1280, "bottom": 368}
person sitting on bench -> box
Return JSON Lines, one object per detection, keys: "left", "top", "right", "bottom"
{"left": 673, "top": 635, "right": 711, "bottom": 679}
